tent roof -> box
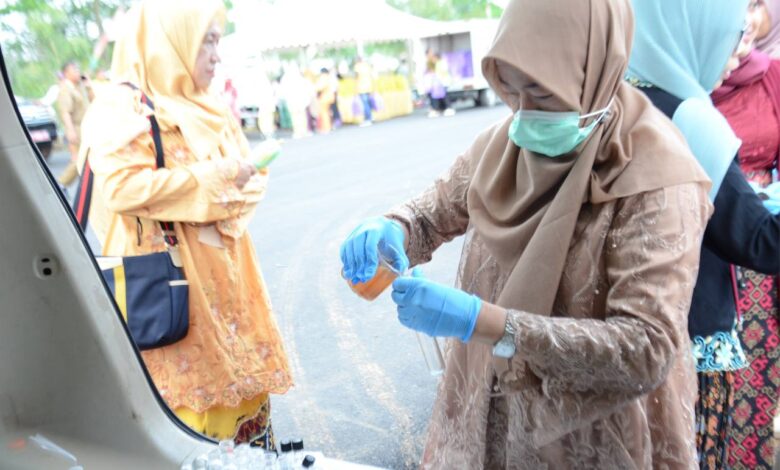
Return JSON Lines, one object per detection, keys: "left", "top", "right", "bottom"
{"left": 226, "top": 0, "right": 471, "bottom": 52}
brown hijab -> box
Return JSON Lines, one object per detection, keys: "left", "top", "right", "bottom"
{"left": 466, "top": 0, "right": 710, "bottom": 316}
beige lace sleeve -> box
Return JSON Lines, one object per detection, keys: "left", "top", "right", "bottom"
{"left": 386, "top": 153, "right": 473, "bottom": 265}
{"left": 504, "top": 183, "right": 710, "bottom": 445}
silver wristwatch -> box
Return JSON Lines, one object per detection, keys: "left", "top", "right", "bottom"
{"left": 492, "top": 316, "right": 516, "bottom": 359}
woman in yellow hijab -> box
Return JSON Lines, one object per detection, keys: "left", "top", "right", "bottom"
{"left": 78, "top": 0, "right": 292, "bottom": 448}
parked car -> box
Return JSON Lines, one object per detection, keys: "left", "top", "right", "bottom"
{"left": 14, "top": 96, "right": 57, "bottom": 159}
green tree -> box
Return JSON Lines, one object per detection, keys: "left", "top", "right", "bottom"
{"left": 0, "top": 0, "right": 131, "bottom": 98}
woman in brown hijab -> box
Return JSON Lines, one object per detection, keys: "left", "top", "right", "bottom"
{"left": 341, "top": 0, "right": 711, "bottom": 467}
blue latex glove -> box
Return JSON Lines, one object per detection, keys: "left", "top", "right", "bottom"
{"left": 765, "top": 198, "right": 780, "bottom": 215}
{"left": 760, "top": 182, "right": 780, "bottom": 215}
{"left": 340, "top": 216, "right": 409, "bottom": 284}
{"left": 391, "top": 268, "right": 482, "bottom": 342}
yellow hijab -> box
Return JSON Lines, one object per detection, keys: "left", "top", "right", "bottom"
{"left": 78, "top": 0, "right": 256, "bottom": 243}
{"left": 109, "top": 0, "right": 232, "bottom": 161}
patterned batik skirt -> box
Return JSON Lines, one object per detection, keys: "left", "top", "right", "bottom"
{"left": 176, "top": 393, "right": 276, "bottom": 451}
{"left": 696, "top": 370, "right": 735, "bottom": 469}
{"left": 728, "top": 270, "right": 780, "bottom": 470}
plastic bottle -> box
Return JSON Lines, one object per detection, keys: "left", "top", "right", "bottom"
{"left": 264, "top": 450, "right": 280, "bottom": 470}
{"left": 416, "top": 333, "right": 445, "bottom": 376}
{"left": 278, "top": 440, "right": 294, "bottom": 470}
{"left": 245, "top": 447, "right": 271, "bottom": 470}
{"left": 250, "top": 139, "right": 282, "bottom": 170}
{"left": 193, "top": 455, "right": 209, "bottom": 470}
{"left": 207, "top": 448, "right": 225, "bottom": 470}
{"left": 291, "top": 439, "right": 304, "bottom": 466}
{"left": 301, "top": 455, "right": 317, "bottom": 469}
{"left": 218, "top": 439, "right": 236, "bottom": 458}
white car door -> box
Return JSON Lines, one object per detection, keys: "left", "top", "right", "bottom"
{"left": 0, "top": 45, "right": 213, "bottom": 470}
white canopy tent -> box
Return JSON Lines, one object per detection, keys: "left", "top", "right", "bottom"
{"left": 217, "top": 1, "right": 501, "bottom": 118}
{"left": 222, "top": 0, "right": 467, "bottom": 57}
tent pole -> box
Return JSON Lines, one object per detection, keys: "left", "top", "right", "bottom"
{"left": 299, "top": 48, "right": 308, "bottom": 69}
{"left": 405, "top": 38, "right": 416, "bottom": 87}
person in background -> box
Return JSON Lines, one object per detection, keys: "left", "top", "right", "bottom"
{"left": 315, "top": 68, "right": 336, "bottom": 134}
{"left": 90, "top": 69, "right": 111, "bottom": 97}
{"left": 627, "top": 0, "right": 780, "bottom": 467}
{"left": 425, "top": 47, "right": 436, "bottom": 66}
{"left": 56, "top": 61, "right": 94, "bottom": 187}
{"left": 354, "top": 56, "right": 374, "bottom": 126}
{"left": 273, "top": 75, "right": 292, "bottom": 133}
{"left": 329, "top": 67, "right": 342, "bottom": 129}
{"left": 302, "top": 69, "right": 319, "bottom": 134}
{"left": 77, "top": 0, "right": 292, "bottom": 448}
{"left": 341, "top": 0, "right": 711, "bottom": 466}
{"left": 40, "top": 72, "right": 63, "bottom": 109}
{"left": 396, "top": 55, "right": 410, "bottom": 78}
{"left": 223, "top": 78, "right": 241, "bottom": 123}
{"left": 757, "top": 0, "right": 780, "bottom": 58}
{"left": 422, "top": 59, "right": 447, "bottom": 118}
{"left": 279, "top": 64, "right": 313, "bottom": 139}
{"left": 434, "top": 53, "right": 455, "bottom": 117}
{"left": 254, "top": 67, "right": 278, "bottom": 140}
{"left": 711, "top": 1, "right": 780, "bottom": 467}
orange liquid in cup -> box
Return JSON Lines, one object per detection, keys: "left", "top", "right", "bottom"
{"left": 345, "top": 261, "right": 400, "bottom": 301}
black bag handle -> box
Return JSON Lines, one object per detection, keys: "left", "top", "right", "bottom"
{"left": 73, "top": 83, "right": 178, "bottom": 247}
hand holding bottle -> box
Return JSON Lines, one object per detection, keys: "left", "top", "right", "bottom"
{"left": 234, "top": 160, "right": 256, "bottom": 190}
{"left": 249, "top": 139, "right": 282, "bottom": 170}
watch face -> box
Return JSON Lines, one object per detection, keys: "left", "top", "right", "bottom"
{"left": 493, "top": 340, "right": 515, "bottom": 358}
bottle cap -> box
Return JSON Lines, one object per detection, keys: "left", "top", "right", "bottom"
{"left": 302, "top": 455, "right": 316, "bottom": 468}
{"left": 218, "top": 439, "right": 235, "bottom": 454}
{"left": 292, "top": 439, "right": 304, "bottom": 451}
{"left": 280, "top": 440, "right": 293, "bottom": 453}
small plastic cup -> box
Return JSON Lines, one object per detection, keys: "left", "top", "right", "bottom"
{"left": 342, "top": 247, "right": 446, "bottom": 376}
{"left": 343, "top": 245, "right": 404, "bottom": 301}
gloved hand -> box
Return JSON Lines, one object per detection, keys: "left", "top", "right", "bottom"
{"left": 764, "top": 198, "right": 780, "bottom": 215}
{"left": 760, "top": 182, "right": 780, "bottom": 215}
{"left": 340, "top": 216, "right": 409, "bottom": 284}
{"left": 391, "top": 268, "right": 482, "bottom": 342}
